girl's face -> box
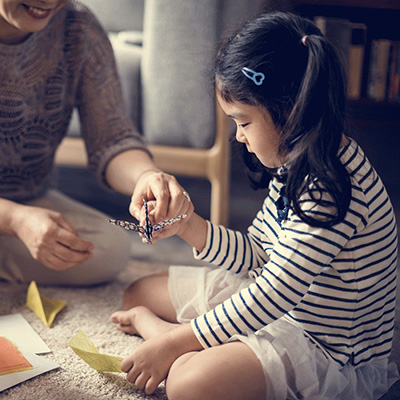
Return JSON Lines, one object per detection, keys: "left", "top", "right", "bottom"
{"left": 0, "top": 0, "right": 68, "bottom": 44}
{"left": 217, "top": 92, "right": 284, "bottom": 168}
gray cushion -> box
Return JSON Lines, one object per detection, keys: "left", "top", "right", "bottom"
{"left": 140, "top": 0, "right": 261, "bottom": 149}
{"left": 109, "top": 33, "right": 142, "bottom": 128}
{"left": 140, "top": 0, "right": 219, "bottom": 149}
{"left": 77, "top": 0, "right": 144, "bottom": 32}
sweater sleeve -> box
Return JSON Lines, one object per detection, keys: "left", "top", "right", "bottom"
{"left": 73, "top": 9, "right": 150, "bottom": 187}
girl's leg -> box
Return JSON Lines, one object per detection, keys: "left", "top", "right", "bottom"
{"left": 122, "top": 271, "right": 177, "bottom": 322}
{"left": 166, "top": 341, "right": 267, "bottom": 400}
{"left": 111, "top": 272, "right": 179, "bottom": 338}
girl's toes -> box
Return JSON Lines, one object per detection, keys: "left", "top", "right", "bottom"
{"left": 117, "top": 324, "right": 138, "bottom": 335}
{"left": 110, "top": 311, "right": 123, "bottom": 323}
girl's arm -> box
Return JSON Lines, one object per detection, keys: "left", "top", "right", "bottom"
{"left": 177, "top": 212, "right": 208, "bottom": 253}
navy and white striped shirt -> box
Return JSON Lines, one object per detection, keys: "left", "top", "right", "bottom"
{"left": 192, "top": 138, "right": 398, "bottom": 367}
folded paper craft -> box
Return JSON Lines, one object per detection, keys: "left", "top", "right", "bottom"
{"left": 0, "top": 337, "right": 33, "bottom": 376}
{"left": 26, "top": 281, "right": 67, "bottom": 328}
{"left": 68, "top": 330, "right": 123, "bottom": 373}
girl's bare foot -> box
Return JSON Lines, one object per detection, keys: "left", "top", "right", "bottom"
{"left": 110, "top": 306, "right": 179, "bottom": 340}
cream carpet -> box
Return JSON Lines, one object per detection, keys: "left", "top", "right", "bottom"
{"left": 1, "top": 248, "right": 399, "bottom": 400}
{"left": 0, "top": 260, "right": 170, "bottom": 400}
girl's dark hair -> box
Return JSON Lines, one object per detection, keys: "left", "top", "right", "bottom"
{"left": 215, "top": 12, "right": 351, "bottom": 227}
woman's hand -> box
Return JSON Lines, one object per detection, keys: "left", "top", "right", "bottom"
{"left": 11, "top": 205, "right": 94, "bottom": 270}
{"left": 130, "top": 170, "right": 194, "bottom": 243}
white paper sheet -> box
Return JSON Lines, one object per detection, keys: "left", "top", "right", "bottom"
{"left": 0, "top": 313, "right": 50, "bottom": 354}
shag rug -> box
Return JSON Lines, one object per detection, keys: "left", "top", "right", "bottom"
{"left": 0, "top": 260, "right": 170, "bottom": 400}
{"left": 1, "top": 256, "right": 400, "bottom": 400}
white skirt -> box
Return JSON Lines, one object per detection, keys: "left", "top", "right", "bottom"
{"left": 168, "top": 265, "right": 399, "bottom": 400}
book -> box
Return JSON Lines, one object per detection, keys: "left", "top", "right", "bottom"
{"left": 387, "top": 41, "right": 400, "bottom": 102}
{"left": 367, "top": 39, "right": 392, "bottom": 101}
{"left": 347, "top": 23, "right": 367, "bottom": 100}
{"left": 314, "top": 16, "right": 351, "bottom": 69}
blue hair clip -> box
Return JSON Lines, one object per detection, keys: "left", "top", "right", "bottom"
{"left": 241, "top": 67, "right": 265, "bottom": 86}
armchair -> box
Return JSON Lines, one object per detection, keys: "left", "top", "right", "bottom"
{"left": 55, "top": 0, "right": 262, "bottom": 226}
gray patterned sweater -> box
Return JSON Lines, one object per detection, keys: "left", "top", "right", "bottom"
{"left": 0, "top": 1, "right": 148, "bottom": 201}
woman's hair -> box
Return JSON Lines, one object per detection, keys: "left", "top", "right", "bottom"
{"left": 214, "top": 12, "right": 351, "bottom": 227}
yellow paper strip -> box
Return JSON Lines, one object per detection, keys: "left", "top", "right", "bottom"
{"left": 68, "top": 330, "right": 123, "bottom": 373}
{"left": 26, "top": 281, "right": 67, "bottom": 328}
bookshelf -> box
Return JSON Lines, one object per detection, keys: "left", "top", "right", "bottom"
{"left": 282, "top": 0, "right": 400, "bottom": 201}
{"left": 288, "top": 0, "right": 400, "bottom": 104}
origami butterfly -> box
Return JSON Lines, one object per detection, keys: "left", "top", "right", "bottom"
{"left": 109, "top": 197, "right": 187, "bottom": 244}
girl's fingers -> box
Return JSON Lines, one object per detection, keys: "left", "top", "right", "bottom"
{"left": 145, "top": 376, "right": 161, "bottom": 395}
{"left": 120, "top": 357, "right": 134, "bottom": 373}
{"left": 134, "top": 372, "right": 150, "bottom": 390}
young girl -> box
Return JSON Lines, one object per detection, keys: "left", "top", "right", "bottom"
{"left": 111, "top": 12, "right": 399, "bottom": 399}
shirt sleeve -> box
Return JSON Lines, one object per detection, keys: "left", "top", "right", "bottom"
{"left": 191, "top": 184, "right": 368, "bottom": 348}
{"left": 74, "top": 10, "right": 150, "bottom": 187}
{"left": 193, "top": 219, "right": 271, "bottom": 275}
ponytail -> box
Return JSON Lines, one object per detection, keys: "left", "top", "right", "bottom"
{"left": 215, "top": 12, "right": 351, "bottom": 227}
{"left": 283, "top": 33, "right": 351, "bottom": 227}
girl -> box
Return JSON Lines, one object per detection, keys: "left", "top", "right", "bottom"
{"left": 111, "top": 12, "right": 399, "bottom": 399}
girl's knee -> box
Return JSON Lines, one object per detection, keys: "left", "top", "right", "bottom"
{"left": 166, "top": 353, "right": 212, "bottom": 400}
{"left": 122, "top": 278, "right": 147, "bottom": 309}
{"left": 122, "top": 271, "right": 169, "bottom": 310}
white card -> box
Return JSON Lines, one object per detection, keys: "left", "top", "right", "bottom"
{"left": 0, "top": 313, "right": 51, "bottom": 354}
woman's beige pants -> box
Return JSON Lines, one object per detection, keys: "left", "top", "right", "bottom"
{"left": 0, "top": 190, "right": 131, "bottom": 285}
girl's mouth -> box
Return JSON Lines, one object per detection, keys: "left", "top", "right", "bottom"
{"left": 22, "top": 4, "right": 53, "bottom": 19}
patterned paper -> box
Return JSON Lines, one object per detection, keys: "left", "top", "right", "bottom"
{"left": 109, "top": 197, "right": 187, "bottom": 244}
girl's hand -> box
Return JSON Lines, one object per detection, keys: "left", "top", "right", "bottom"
{"left": 11, "top": 205, "right": 94, "bottom": 270}
{"left": 130, "top": 170, "right": 194, "bottom": 243}
{"left": 121, "top": 324, "right": 203, "bottom": 395}
{"left": 121, "top": 333, "right": 179, "bottom": 395}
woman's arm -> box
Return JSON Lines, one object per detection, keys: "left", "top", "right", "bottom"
{"left": 105, "top": 149, "right": 194, "bottom": 227}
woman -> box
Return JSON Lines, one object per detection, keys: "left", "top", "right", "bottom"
{"left": 0, "top": 0, "right": 192, "bottom": 285}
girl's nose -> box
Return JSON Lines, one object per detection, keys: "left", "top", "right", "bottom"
{"left": 235, "top": 129, "right": 246, "bottom": 144}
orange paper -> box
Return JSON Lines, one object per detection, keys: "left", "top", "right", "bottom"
{"left": 0, "top": 337, "right": 33, "bottom": 375}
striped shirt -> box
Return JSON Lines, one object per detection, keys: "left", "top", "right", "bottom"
{"left": 192, "top": 138, "right": 398, "bottom": 367}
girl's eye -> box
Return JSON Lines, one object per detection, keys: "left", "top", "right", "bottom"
{"left": 239, "top": 123, "right": 249, "bottom": 128}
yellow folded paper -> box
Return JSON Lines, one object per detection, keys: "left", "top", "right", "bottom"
{"left": 26, "top": 281, "right": 67, "bottom": 328}
{"left": 68, "top": 330, "right": 123, "bottom": 373}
